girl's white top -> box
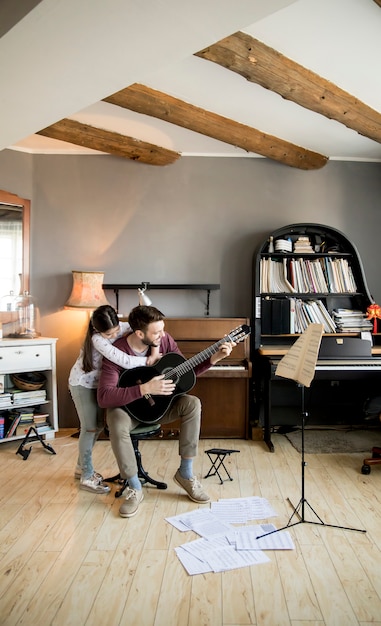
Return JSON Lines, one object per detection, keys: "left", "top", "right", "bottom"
{"left": 69, "top": 321, "right": 147, "bottom": 388}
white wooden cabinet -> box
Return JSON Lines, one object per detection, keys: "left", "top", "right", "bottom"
{"left": 0, "top": 337, "right": 58, "bottom": 442}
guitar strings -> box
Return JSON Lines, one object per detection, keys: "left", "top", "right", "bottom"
{"left": 162, "top": 327, "right": 249, "bottom": 381}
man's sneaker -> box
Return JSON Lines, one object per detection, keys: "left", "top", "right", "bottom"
{"left": 119, "top": 488, "right": 144, "bottom": 518}
{"left": 79, "top": 474, "right": 111, "bottom": 494}
{"left": 173, "top": 470, "right": 211, "bottom": 504}
{"left": 74, "top": 465, "right": 104, "bottom": 481}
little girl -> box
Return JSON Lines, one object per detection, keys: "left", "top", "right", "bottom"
{"left": 69, "top": 304, "right": 160, "bottom": 493}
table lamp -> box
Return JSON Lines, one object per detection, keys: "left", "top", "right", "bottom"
{"left": 65, "top": 270, "right": 111, "bottom": 309}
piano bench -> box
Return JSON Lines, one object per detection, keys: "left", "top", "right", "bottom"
{"left": 204, "top": 448, "right": 240, "bottom": 484}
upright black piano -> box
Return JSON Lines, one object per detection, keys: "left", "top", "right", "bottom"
{"left": 252, "top": 223, "right": 381, "bottom": 452}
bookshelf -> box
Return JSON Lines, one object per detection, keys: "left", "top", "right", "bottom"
{"left": 253, "top": 223, "right": 374, "bottom": 348}
{"left": 0, "top": 337, "right": 58, "bottom": 443}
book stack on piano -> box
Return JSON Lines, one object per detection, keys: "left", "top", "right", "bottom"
{"left": 332, "top": 309, "right": 373, "bottom": 332}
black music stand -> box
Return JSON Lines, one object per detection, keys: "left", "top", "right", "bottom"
{"left": 257, "top": 324, "right": 366, "bottom": 539}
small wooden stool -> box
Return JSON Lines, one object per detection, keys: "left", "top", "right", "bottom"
{"left": 204, "top": 448, "right": 240, "bottom": 484}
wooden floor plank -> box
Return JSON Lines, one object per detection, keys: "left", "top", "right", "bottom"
{"left": 154, "top": 549, "right": 192, "bottom": 626}
{"left": 189, "top": 572, "right": 222, "bottom": 626}
{"left": 301, "top": 543, "right": 359, "bottom": 626}
{"left": 0, "top": 550, "right": 58, "bottom": 626}
{"left": 222, "top": 567, "right": 256, "bottom": 624}
{"left": 52, "top": 550, "right": 114, "bottom": 626}
{"left": 119, "top": 549, "right": 167, "bottom": 625}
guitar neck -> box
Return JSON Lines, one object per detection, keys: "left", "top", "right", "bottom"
{"left": 162, "top": 327, "right": 249, "bottom": 380}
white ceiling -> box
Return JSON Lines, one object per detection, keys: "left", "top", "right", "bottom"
{"left": 1, "top": 0, "right": 381, "bottom": 163}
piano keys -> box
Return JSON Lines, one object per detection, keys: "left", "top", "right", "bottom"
{"left": 272, "top": 357, "right": 381, "bottom": 372}
{"left": 257, "top": 348, "right": 381, "bottom": 452}
{"left": 209, "top": 364, "right": 246, "bottom": 371}
{"left": 315, "top": 359, "right": 381, "bottom": 371}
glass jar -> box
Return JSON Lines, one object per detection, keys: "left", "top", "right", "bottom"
{"left": 0, "top": 290, "right": 18, "bottom": 337}
{"left": 0, "top": 290, "right": 16, "bottom": 312}
{"left": 13, "top": 291, "right": 40, "bottom": 338}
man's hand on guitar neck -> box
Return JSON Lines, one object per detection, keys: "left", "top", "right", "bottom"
{"left": 140, "top": 374, "right": 176, "bottom": 397}
{"left": 210, "top": 340, "right": 236, "bottom": 365}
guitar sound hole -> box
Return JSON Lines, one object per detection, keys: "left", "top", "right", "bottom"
{"left": 163, "top": 368, "right": 179, "bottom": 384}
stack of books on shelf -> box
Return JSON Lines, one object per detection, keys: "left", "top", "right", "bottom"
{"left": 15, "top": 408, "right": 35, "bottom": 436}
{"left": 0, "top": 392, "right": 12, "bottom": 409}
{"left": 332, "top": 309, "right": 373, "bottom": 332}
{"left": 33, "top": 412, "right": 52, "bottom": 433}
{"left": 293, "top": 236, "right": 315, "bottom": 253}
{"left": 12, "top": 388, "right": 47, "bottom": 406}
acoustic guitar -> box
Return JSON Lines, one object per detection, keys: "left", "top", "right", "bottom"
{"left": 118, "top": 324, "right": 251, "bottom": 423}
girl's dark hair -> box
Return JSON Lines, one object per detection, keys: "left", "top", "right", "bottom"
{"left": 128, "top": 305, "right": 165, "bottom": 333}
{"left": 82, "top": 305, "right": 119, "bottom": 372}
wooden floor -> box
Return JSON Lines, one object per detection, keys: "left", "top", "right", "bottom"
{"left": 1, "top": 429, "right": 381, "bottom": 626}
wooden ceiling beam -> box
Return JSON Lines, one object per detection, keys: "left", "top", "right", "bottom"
{"left": 104, "top": 84, "right": 328, "bottom": 170}
{"left": 37, "top": 118, "right": 180, "bottom": 166}
{"left": 195, "top": 32, "right": 381, "bottom": 144}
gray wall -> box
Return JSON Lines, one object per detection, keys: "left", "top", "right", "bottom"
{"left": 1, "top": 149, "right": 380, "bottom": 426}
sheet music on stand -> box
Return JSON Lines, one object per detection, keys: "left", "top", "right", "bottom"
{"left": 275, "top": 323, "right": 324, "bottom": 387}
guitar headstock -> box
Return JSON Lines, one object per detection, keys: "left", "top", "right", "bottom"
{"left": 226, "top": 324, "right": 251, "bottom": 345}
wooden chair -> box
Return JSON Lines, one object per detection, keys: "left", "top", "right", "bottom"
{"left": 104, "top": 423, "right": 168, "bottom": 495}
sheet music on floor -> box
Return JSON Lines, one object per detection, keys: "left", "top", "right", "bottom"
{"left": 210, "top": 496, "right": 278, "bottom": 522}
{"left": 167, "top": 508, "right": 234, "bottom": 537}
{"left": 166, "top": 497, "right": 294, "bottom": 575}
{"left": 175, "top": 532, "right": 271, "bottom": 575}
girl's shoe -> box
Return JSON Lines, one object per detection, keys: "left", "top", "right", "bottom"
{"left": 79, "top": 474, "right": 110, "bottom": 494}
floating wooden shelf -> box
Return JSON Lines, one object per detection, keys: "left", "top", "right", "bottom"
{"left": 103, "top": 283, "right": 220, "bottom": 316}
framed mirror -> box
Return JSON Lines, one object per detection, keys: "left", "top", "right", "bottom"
{"left": 0, "top": 189, "right": 30, "bottom": 300}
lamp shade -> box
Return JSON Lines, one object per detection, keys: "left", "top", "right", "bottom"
{"left": 65, "top": 270, "right": 111, "bottom": 309}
